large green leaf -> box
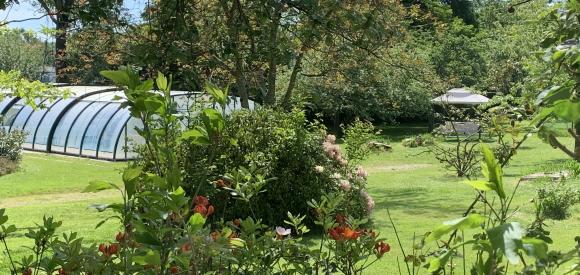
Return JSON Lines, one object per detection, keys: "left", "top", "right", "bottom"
{"left": 204, "top": 81, "right": 228, "bottom": 108}
{"left": 465, "top": 180, "right": 496, "bottom": 192}
{"left": 100, "top": 70, "right": 131, "bottom": 87}
{"left": 188, "top": 213, "right": 206, "bottom": 232}
{"left": 487, "top": 222, "right": 526, "bottom": 264}
{"left": 552, "top": 100, "right": 580, "bottom": 123}
{"left": 181, "top": 128, "right": 211, "bottom": 145}
{"left": 426, "top": 214, "right": 486, "bottom": 242}
{"left": 481, "top": 145, "right": 505, "bottom": 199}
{"left": 522, "top": 237, "right": 548, "bottom": 260}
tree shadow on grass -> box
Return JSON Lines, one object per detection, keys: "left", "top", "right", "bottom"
{"left": 371, "top": 186, "right": 468, "bottom": 217}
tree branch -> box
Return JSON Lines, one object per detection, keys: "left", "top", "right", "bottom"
{"left": 0, "top": 14, "right": 53, "bottom": 26}
{"left": 548, "top": 134, "right": 576, "bottom": 158}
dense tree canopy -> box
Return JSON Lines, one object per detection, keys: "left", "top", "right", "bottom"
{"left": 0, "top": 0, "right": 556, "bottom": 124}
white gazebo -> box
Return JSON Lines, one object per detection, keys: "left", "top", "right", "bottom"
{"left": 431, "top": 88, "right": 490, "bottom": 106}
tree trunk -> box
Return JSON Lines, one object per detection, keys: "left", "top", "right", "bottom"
{"left": 575, "top": 122, "right": 580, "bottom": 162}
{"left": 282, "top": 51, "right": 304, "bottom": 110}
{"left": 264, "top": 10, "right": 280, "bottom": 106}
{"left": 54, "top": 0, "right": 73, "bottom": 83}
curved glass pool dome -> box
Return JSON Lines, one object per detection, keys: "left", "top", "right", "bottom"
{"left": 0, "top": 86, "right": 252, "bottom": 161}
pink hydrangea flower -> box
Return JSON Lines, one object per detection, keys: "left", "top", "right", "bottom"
{"left": 356, "top": 166, "right": 368, "bottom": 179}
{"left": 339, "top": 180, "right": 351, "bottom": 192}
{"left": 338, "top": 157, "right": 348, "bottom": 167}
{"left": 275, "top": 226, "right": 291, "bottom": 237}
{"left": 325, "top": 134, "right": 336, "bottom": 143}
{"left": 360, "top": 190, "right": 375, "bottom": 213}
{"left": 314, "top": 165, "right": 324, "bottom": 173}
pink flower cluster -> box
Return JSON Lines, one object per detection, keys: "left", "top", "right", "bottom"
{"left": 339, "top": 180, "right": 351, "bottom": 192}
{"left": 360, "top": 190, "right": 375, "bottom": 213}
{"left": 323, "top": 134, "right": 348, "bottom": 167}
{"left": 356, "top": 166, "right": 368, "bottom": 179}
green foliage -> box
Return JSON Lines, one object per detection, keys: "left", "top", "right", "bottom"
{"left": 180, "top": 108, "right": 372, "bottom": 226}
{"left": 401, "top": 134, "right": 435, "bottom": 148}
{"left": 0, "top": 70, "right": 66, "bottom": 107}
{"left": 0, "top": 129, "right": 24, "bottom": 162}
{"left": 342, "top": 119, "right": 376, "bottom": 165}
{"left": 0, "top": 27, "right": 49, "bottom": 81}
{"left": 406, "top": 144, "right": 579, "bottom": 274}
{"left": 537, "top": 181, "right": 580, "bottom": 220}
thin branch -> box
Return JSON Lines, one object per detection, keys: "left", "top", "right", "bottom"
{"left": 548, "top": 134, "right": 576, "bottom": 159}
{"left": 0, "top": 14, "right": 53, "bottom": 26}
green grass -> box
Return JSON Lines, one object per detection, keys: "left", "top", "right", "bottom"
{"left": 0, "top": 131, "right": 579, "bottom": 274}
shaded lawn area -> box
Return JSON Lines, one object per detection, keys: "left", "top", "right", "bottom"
{"left": 1, "top": 130, "right": 579, "bottom": 273}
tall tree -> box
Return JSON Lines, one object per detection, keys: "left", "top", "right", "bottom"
{"left": 0, "top": 0, "right": 124, "bottom": 82}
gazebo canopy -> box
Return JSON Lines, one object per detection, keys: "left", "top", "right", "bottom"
{"left": 431, "top": 88, "right": 490, "bottom": 105}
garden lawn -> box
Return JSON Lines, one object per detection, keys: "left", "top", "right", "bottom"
{"left": 0, "top": 128, "right": 579, "bottom": 274}
{"left": 0, "top": 153, "right": 123, "bottom": 272}
{"left": 364, "top": 125, "right": 580, "bottom": 274}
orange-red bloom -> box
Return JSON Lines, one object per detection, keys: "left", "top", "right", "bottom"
{"left": 169, "top": 266, "right": 179, "bottom": 274}
{"left": 375, "top": 241, "right": 390, "bottom": 256}
{"left": 194, "top": 195, "right": 209, "bottom": 207}
{"left": 328, "top": 226, "right": 361, "bottom": 241}
{"left": 181, "top": 242, "right": 191, "bottom": 253}
{"left": 98, "top": 243, "right": 119, "bottom": 257}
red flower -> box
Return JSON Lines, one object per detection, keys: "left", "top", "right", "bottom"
{"left": 193, "top": 204, "right": 214, "bottom": 218}
{"left": 98, "top": 243, "right": 107, "bottom": 254}
{"left": 180, "top": 242, "right": 191, "bottom": 253}
{"left": 116, "top": 232, "right": 127, "bottom": 242}
{"left": 98, "top": 243, "right": 119, "bottom": 257}
{"left": 58, "top": 268, "right": 67, "bottom": 275}
{"left": 375, "top": 241, "right": 390, "bottom": 256}
{"left": 328, "top": 226, "right": 361, "bottom": 241}
{"left": 194, "top": 195, "right": 209, "bottom": 207}
{"left": 328, "top": 227, "right": 344, "bottom": 240}
{"left": 342, "top": 227, "right": 361, "bottom": 240}
{"left": 22, "top": 268, "right": 32, "bottom": 275}
{"left": 169, "top": 266, "right": 179, "bottom": 274}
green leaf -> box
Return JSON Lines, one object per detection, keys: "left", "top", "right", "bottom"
{"left": 522, "top": 237, "right": 548, "bottom": 260}
{"left": 551, "top": 50, "right": 566, "bottom": 62}
{"left": 83, "top": 180, "right": 119, "bottom": 193}
{"left": 426, "top": 214, "right": 485, "bottom": 242}
{"left": 481, "top": 144, "right": 505, "bottom": 199}
{"left": 487, "top": 222, "right": 526, "bottom": 265}
{"left": 531, "top": 107, "right": 554, "bottom": 125}
{"left": 123, "top": 167, "right": 142, "bottom": 183}
{"left": 133, "top": 250, "right": 161, "bottom": 265}
{"left": 144, "top": 98, "right": 163, "bottom": 112}
{"left": 188, "top": 213, "right": 206, "bottom": 232}
{"left": 100, "top": 70, "right": 131, "bottom": 86}
{"left": 466, "top": 180, "right": 496, "bottom": 192}
{"left": 552, "top": 100, "right": 580, "bottom": 123}
{"left": 156, "top": 72, "right": 169, "bottom": 92}
{"left": 204, "top": 81, "right": 227, "bottom": 108}
{"left": 181, "top": 128, "right": 211, "bottom": 145}
{"left": 134, "top": 231, "right": 161, "bottom": 246}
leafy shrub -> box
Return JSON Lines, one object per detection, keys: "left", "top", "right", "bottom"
{"left": 0, "top": 129, "right": 24, "bottom": 162}
{"left": 0, "top": 157, "right": 18, "bottom": 176}
{"left": 401, "top": 134, "right": 435, "bottom": 148}
{"left": 180, "top": 109, "right": 372, "bottom": 226}
{"left": 342, "top": 119, "right": 375, "bottom": 165}
{"left": 537, "top": 181, "right": 580, "bottom": 220}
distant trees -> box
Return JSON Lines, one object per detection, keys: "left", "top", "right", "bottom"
{"left": 0, "top": 27, "right": 49, "bottom": 80}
